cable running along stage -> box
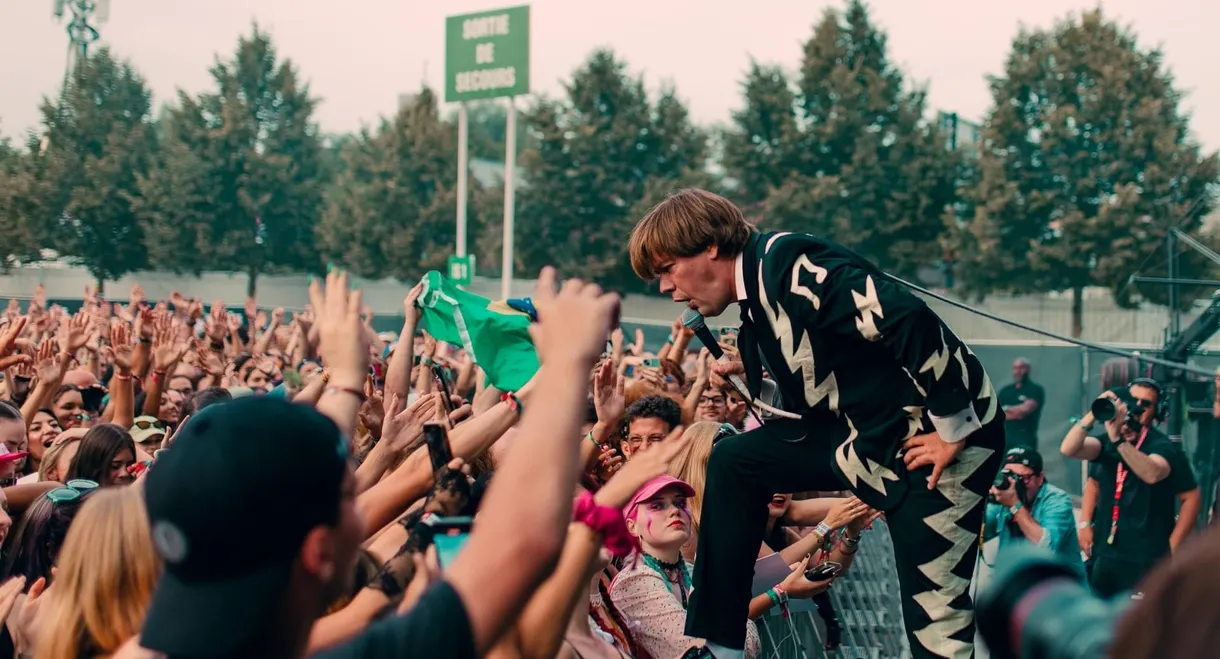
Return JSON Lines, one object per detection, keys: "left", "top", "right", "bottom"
{"left": 885, "top": 274, "right": 1220, "bottom": 382}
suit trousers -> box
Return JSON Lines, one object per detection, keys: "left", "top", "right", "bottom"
{"left": 684, "top": 417, "right": 1004, "bottom": 659}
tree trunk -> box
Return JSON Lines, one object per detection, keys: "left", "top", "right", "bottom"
{"left": 246, "top": 267, "right": 258, "bottom": 299}
{"left": 1071, "top": 285, "right": 1084, "bottom": 338}
{"left": 95, "top": 276, "right": 104, "bottom": 297}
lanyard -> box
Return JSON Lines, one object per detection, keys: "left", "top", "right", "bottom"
{"left": 641, "top": 554, "right": 691, "bottom": 609}
{"left": 1107, "top": 426, "right": 1148, "bottom": 545}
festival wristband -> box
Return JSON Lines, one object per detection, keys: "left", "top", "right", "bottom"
{"left": 573, "top": 490, "right": 635, "bottom": 557}
{"left": 815, "top": 521, "right": 833, "bottom": 537}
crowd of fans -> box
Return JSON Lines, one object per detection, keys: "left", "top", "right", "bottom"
{"left": 0, "top": 274, "right": 874, "bottom": 659}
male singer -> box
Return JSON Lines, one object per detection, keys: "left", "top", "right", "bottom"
{"left": 628, "top": 189, "right": 1004, "bottom": 659}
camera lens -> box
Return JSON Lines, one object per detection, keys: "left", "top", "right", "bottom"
{"left": 1090, "top": 397, "right": 1117, "bottom": 422}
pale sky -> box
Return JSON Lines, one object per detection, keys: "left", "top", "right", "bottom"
{"left": 2, "top": 0, "right": 1217, "bottom": 150}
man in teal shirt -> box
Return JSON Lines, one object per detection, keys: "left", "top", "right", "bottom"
{"left": 983, "top": 447, "right": 1084, "bottom": 577}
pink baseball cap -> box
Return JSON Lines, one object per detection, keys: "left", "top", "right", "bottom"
{"left": 623, "top": 475, "right": 696, "bottom": 520}
{"left": 0, "top": 445, "right": 29, "bottom": 464}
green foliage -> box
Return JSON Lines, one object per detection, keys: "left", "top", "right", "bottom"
{"left": 39, "top": 48, "right": 156, "bottom": 285}
{"left": 514, "top": 49, "right": 710, "bottom": 291}
{"left": 0, "top": 133, "right": 51, "bottom": 266}
{"left": 722, "top": 1, "right": 959, "bottom": 278}
{"left": 317, "top": 88, "right": 482, "bottom": 282}
{"left": 137, "top": 26, "right": 326, "bottom": 291}
{"left": 951, "top": 9, "right": 1220, "bottom": 334}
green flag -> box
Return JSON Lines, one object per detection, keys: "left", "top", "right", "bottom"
{"left": 416, "top": 271, "right": 540, "bottom": 391}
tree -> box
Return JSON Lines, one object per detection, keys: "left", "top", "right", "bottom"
{"left": 514, "top": 49, "right": 709, "bottom": 291}
{"left": 317, "top": 88, "right": 479, "bottom": 282}
{"left": 139, "top": 27, "right": 326, "bottom": 294}
{"left": 724, "top": 1, "right": 959, "bottom": 278}
{"left": 38, "top": 48, "right": 156, "bottom": 289}
{"left": 951, "top": 9, "right": 1220, "bottom": 336}
{"left": 0, "top": 133, "right": 50, "bottom": 266}
{"left": 720, "top": 62, "right": 801, "bottom": 206}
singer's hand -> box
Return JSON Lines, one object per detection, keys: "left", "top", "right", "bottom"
{"left": 711, "top": 361, "right": 744, "bottom": 378}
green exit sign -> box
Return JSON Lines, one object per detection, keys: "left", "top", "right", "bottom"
{"left": 447, "top": 254, "right": 476, "bottom": 286}
{"left": 445, "top": 5, "right": 530, "bottom": 102}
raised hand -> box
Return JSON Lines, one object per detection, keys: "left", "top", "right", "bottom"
{"left": 58, "top": 310, "right": 91, "bottom": 353}
{"left": 592, "top": 358, "right": 626, "bottom": 426}
{"left": 133, "top": 305, "right": 154, "bottom": 342}
{"left": 205, "top": 303, "right": 228, "bottom": 342}
{"left": 527, "top": 267, "right": 621, "bottom": 367}
{"left": 308, "top": 270, "right": 369, "bottom": 389}
{"left": 403, "top": 281, "right": 425, "bottom": 326}
{"left": 107, "top": 324, "right": 134, "bottom": 372}
{"left": 0, "top": 317, "right": 31, "bottom": 371}
{"left": 151, "top": 321, "right": 188, "bottom": 372}
{"left": 34, "top": 340, "right": 63, "bottom": 384}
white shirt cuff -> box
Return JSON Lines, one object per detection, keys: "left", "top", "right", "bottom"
{"left": 1035, "top": 529, "right": 1050, "bottom": 548}
{"left": 929, "top": 406, "right": 983, "bottom": 444}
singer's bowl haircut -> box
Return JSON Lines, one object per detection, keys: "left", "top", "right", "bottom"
{"left": 629, "top": 188, "right": 754, "bottom": 281}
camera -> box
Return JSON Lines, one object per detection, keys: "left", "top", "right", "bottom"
{"left": 989, "top": 469, "right": 1024, "bottom": 503}
{"left": 1090, "top": 387, "right": 1146, "bottom": 430}
{"left": 977, "top": 544, "right": 1125, "bottom": 659}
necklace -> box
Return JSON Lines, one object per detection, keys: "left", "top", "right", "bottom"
{"left": 641, "top": 552, "right": 691, "bottom": 609}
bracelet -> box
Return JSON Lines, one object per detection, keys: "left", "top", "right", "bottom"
{"left": 151, "top": 371, "right": 166, "bottom": 383}
{"left": 815, "top": 521, "right": 833, "bottom": 538}
{"left": 772, "top": 583, "right": 788, "bottom": 604}
{"left": 1077, "top": 521, "right": 1093, "bottom": 530}
{"left": 115, "top": 373, "right": 132, "bottom": 382}
{"left": 572, "top": 490, "right": 635, "bottom": 557}
{"left": 765, "top": 588, "right": 780, "bottom": 607}
{"left": 501, "top": 392, "right": 522, "bottom": 416}
{"left": 587, "top": 430, "right": 603, "bottom": 450}
{"left": 209, "top": 341, "right": 225, "bottom": 351}
{"left": 1079, "top": 422, "right": 1094, "bottom": 432}
{"left": 139, "top": 337, "right": 153, "bottom": 345}
{"left": 326, "top": 385, "right": 367, "bottom": 402}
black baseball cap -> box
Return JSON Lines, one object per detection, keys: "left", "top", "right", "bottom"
{"left": 141, "top": 396, "right": 350, "bottom": 657}
{"left": 1003, "top": 446, "right": 1043, "bottom": 474}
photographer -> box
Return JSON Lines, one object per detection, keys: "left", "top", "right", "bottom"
{"left": 983, "top": 447, "right": 1083, "bottom": 575}
{"left": 1060, "top": 378, "right": 1175, "bottom": 598}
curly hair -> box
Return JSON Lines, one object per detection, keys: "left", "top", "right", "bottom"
{"left": 625, "top": 394, "right": 682, "bottom": 432}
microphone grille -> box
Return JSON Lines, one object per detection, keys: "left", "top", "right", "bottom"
{"left": 681, "top": 308, "right": 707, "bottom": 331}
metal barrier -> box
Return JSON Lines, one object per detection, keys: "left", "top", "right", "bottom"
{"left": 758, "top": 520, "right": 908, "bottom": 659}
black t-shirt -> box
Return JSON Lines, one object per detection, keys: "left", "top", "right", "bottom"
{"left": 998, "top": 380, "right": 1044, "bottom": 448}
{"left": 310, "top": 581, "right": 475, "bottom": 659}
{"left": 1088, "top": 426, "right": 1177, "bottom": 562}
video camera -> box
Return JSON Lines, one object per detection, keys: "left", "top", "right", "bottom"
{"left": 1090, "top": 386, "right": 1146, "bottom": 431}
{"left": 977, "top": 545, "right": 1126, "bottom": 659}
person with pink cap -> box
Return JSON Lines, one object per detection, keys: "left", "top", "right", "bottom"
{"left": 610, "top": 476, "right": 831, "bottom": 659}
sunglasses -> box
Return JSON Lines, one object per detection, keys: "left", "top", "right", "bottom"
{"left": 45, "top": 479, "right": 100, "bottom": 504}
{"left": 132, "top": 419, "right": 165, "bottom": 432}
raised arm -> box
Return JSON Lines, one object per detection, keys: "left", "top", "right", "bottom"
{"left": 445, "top": 269, "right": 620, "bottom": 656}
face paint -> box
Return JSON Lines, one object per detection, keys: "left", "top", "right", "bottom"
{"left": 633, "top": 490, "right": 692, "bottom": 551}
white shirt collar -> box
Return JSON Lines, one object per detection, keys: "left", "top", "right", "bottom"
{"left": 734, "top": 252, "right": 747, "bottom": 302}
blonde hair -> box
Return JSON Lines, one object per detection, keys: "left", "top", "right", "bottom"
{"left": 667, "top": 421, "right": 721, "bottom": 534}
{"left": 34, "top": 487, "right": 161, "bottom": 659}
{"left": 628, "top": 188, "right": 754, "bottom": 280}
{"left": 39, "top": 434, "right": 82, "bottom": 482}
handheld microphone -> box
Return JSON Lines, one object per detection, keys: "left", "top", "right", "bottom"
{"left": 681, "top": 309, "right": 800, "bottom": 420}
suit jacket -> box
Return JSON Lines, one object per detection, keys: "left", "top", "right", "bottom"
{"left": 736, "top": 231, "right": 1000, "bottom": 509}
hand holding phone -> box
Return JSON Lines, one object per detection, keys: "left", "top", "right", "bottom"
{"left": 423, "top": 422, "right": 454, "bottom": 474}
{"left": 804, "top": 561, "right": 843, "bottom": 582}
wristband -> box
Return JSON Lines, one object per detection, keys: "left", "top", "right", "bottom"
{"left": 587, "top": 430, "right": 603, "bottom": 450}
{"left": 766, "top": 588, "right": 780, "bottom": 607}
{"left": 1008, "top": 501, "right": 1023, "bottom": 516}
{"left": 815, "top": 521, "right": 833, "bottom": 538}
{"left": 501, "top": 392, "right": 522, "bottom": 417}
{"left": 115, "top": 373, "right": 132, "bottom": 382}
{"left": 572, "top": 490, "right": 635, "bottom": 557}
{"left": 326, "top": 385, "right": 367, "bottom": 402}
{"left": 1077, "top": 521, "right": 1093, "bottom": 530}
{"left": 139, "top": 337, "right": 153, "bottom": 345}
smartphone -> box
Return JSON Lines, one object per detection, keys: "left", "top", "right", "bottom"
{"left": 720, "top": 328, "right": 738, "bottom": 349}
{"left": 432, "top": 364, "right": 454, "bottom": 413}
{"left": 423, "top": 422, "right": 453, "bottom": 474}
{"left": 642, "top": 357, "right": 660, "bottom": 369}
{"left": 804, "top": 561, "right": 843, "bottom": 582}
{"left": 430, "top": 516, "right": 473, "bottom": 569}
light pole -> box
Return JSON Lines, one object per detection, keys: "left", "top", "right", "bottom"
{"left": 53, "top": 0, "right": 109, "bottom": 78}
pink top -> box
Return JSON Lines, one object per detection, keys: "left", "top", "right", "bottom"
{"left": 608, "top": 557, "right": 760, "bottom": 659}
